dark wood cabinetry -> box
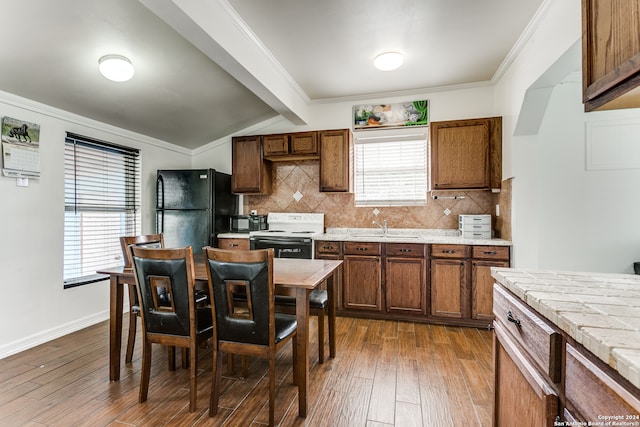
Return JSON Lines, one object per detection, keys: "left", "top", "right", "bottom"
{"left": 384, "top": 243, "right": 427, "bottom": 315}
{"left": 314, "top": 240, "right": 343, "bottom": 308}
{"left": 319, "top": 129, "right": 352, "bottom": 192}
{"left": 494, "top": 322, "right": 559, "bottom": 427}
{"left": 430, "top": 244, "right": 470, "bottom": 319}
{"left": 231, "top": 136, "right": 272, "bottom": 194}
{"left": 582, "top": 0, "right": 640, "bottom": 112}
{"left": 342, "top": 242, "right": 382, "bottom": 311}
{"left": 430, "top": 117, "right": 502, "bottom": 191}
{"left": 217, "top": 237, "right": 250, "bottom": 250}
{"left": 471, "top": 245, "right": 510, "bottom": 324}
{"left": 263, "top": 131, "right": 319, "bottom": 160}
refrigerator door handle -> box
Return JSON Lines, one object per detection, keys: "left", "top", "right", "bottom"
{"left": 157, "top": 174, "right": 164, "bottom": 209}
{"left": 157, "top": 210, "right": 164, "bottom": 233}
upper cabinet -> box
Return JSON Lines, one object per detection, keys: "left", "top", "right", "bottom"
{"left": 263, "top": 131, "right": 319, "bottom": 160}
{"left": 430, "top": 117, "right": 502, "bottom": 191}
{"left": 231, "top": 136, "right": 272, "bottom": 195}
{"left": 319, "top": 129, "right": 352, "bottom": 192}
{"left": 582, "top": 0, "right": 640, "bottom": 111}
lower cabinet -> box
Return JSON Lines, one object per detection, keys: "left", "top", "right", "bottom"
{"left": 342, "top": 242, "right": 382, "bottom": 311}
{"left": 471, "top": 245, "right": 510, "bottom": 324}
{"left": 217, "top": 237, "right": 250, "bottom": 250}
{"left": 430, "top": 244, "right": 470, "bottom": 319}
{"left": 385, "top": 243, "right": 427, "bottom": 315}
{"left": 494, "top": 322, "right": 559, "bottom": 426}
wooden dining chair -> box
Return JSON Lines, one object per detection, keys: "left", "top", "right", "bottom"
{"left": 274, "top": 289, "right": 329, "bottom": 363}
{"left": 204, "top": 247, "right": 298, "bottom": 426}
{"left": 130, "top": 246, "right": 213, "bottom": 412}
{"left": 119, "top": 234, "right": 165, "bottom": 363}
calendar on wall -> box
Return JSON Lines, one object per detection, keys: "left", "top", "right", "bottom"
{"left": 1, "top": 116, "right": 41, "bottom": 178}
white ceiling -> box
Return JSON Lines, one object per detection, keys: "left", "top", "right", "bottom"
{"left": 0, "top": 0, "right": 545, "bottom": 149}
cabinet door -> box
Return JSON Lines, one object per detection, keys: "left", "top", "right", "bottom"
{"left": 343, "top": 255, "right": 381, "bottom": 311}
{"left": 582, "top": 0, "right": 640, "bottom": 111}
{"left": 290, "top": 132, "right": 318, "bottom": 155}
{"left": 319, "top": 129, "right": 352, "bottom": 192}
{"left": 471, "top": 259, "right": 509, "bottom": 323}
{"left": 430, "top": 258, "right": 468, "bottom": 318}
{"left": 385, "top": 257, "right": 426, "bottom": 314}
{"left": 231, "top": 136, "right": 272, "bottom": 194}
{"left": 494, "top": 322, "right": 559, "bottom": 427}
{"left": 263, "top": 134, "right": 289, "bottom": 156}
{"left": 430, "top": 119, "right": 490, "bottom": 190}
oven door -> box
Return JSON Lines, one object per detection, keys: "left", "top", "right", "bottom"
{"left": 250, "top": 236, "right": 312, "bottom": 259}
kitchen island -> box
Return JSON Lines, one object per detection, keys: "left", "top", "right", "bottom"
{"left": 491, "top": 268, "right": 640, "bottom": 425}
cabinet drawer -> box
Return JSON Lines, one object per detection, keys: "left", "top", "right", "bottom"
{"left": 385, "top": 243, "right": 426, "bottom": 258}
{"left": 493, "top": 285, "right": 562, "bottom": 383}
{"left": 472, "top": 245, "right": 510, "bottom": 261}
{"left": 344, "top": 241, "right": 382, "bottom": 256}
{"left": 565, "top": 344, "right": 640, "bottom": 423}
{"left": 217, "top": 237, "right": 250, "bottom": 250}
{"left": 431, "top": 244, "right": 469, "bottom": 259}
{"left": 315, "top": 240, "right": 342, "bottom": 257}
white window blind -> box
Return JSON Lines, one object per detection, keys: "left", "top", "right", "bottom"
{"left": 63, "top": 133, "right": 141, "bottom": 288}
{"left": 354, "top": 132, "right": 428, "bottom": 206}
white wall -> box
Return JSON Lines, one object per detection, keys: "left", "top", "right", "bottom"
{"left": 0, "top": 92, "right": 192, "bottom": 358}
{"left": 495, "top": 0, "right": 640, "bottom": 273}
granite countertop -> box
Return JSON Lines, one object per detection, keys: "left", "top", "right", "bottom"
{"left": 491, "top": 268, "right": 640, "bottom": 389}
{"left": 315, "top": 227, "right": 512, "bottom": 246}
{"left": 217, "top": 233, "right": 250, "bottom": 239}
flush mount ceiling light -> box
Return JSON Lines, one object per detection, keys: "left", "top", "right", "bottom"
{"left": 374, "top": 52, "right": 404, "bottom": 71}
{"left": 98, "top": 54, "right": 135, "bottom": 82}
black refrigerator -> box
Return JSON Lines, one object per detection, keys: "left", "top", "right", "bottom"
{"left": 156, "top": 169, "right": 237, "bottom": 253}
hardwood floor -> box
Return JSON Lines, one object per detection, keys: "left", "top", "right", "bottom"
{"left": 0, "top": 315, "right": 494, "bottom": 426}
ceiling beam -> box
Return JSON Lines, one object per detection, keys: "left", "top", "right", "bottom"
{"left": 140, "top": 0, "right": 309, "bottom": 125}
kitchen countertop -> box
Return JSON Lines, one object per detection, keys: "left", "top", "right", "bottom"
{"left": 315, "top": 227, "right": 511, "bottom": 246}
{"left": 217, "top": 233, "right": 250, "bottom": 239}
{"left": 491, "top": 268, "right": 640, "bottom": 389}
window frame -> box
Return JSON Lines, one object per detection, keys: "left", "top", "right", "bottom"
{"left": 63, "top": 133, "right": 141, "bottom": 289}
{"left": 353, "top": 128, "right": 429, "bottom": 207}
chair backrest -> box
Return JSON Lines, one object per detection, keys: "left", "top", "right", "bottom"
{"left": 120, "top": 234, "right": 165, "bottom": 268}
{"left": 131, "top": 246, "right": 196, "bottom": 338}
{"left": 204, "top": 247, "right": 275, "bottom": 346}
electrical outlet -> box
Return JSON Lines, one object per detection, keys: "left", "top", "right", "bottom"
{"left": 496, "top": 204, "right": 500, "bottom": 217}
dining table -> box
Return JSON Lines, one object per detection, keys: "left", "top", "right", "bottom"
{"left": 97, "top": 257, "right": 342, "bottom": 418}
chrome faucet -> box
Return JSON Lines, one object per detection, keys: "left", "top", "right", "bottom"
{"left": 372, "top": 219, "right": 388, "bottom": 235}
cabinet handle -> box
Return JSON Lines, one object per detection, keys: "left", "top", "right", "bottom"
{"left": 356, "top": 247, "right": 368, "bottom": 251}
{"left": 442, "top": 249, "right": 456, "bottom": 254}
{"left": 483, "top": 251, "right": 497, "bottom": 255}
{"left": 400, "top": 249, "right": 411, "bottom": 253}
{"left": 507, "top": 311, "right": 521, "bottom": 328}
{"left": 229, "top": 243, "right": 238, "bottom": 247}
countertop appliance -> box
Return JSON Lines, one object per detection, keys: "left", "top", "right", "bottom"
{"left": 250, "top": 212, "right": 324, "bottom": 259}
{"left": 156, "top": 169, "right": 237, "bottom": 253}
{"left": 230, "top": 214, "right": 268, "bottom": 233}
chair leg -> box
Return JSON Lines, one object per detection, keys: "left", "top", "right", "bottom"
{"left": 139, "top": 340, "right": 152, "bottom": 403}
{"left": 125, "top": 311, "right": 137, "bottom": 363}
{"left": 182, "top": 347, "right": 189, "bottom": 369}
{"left": 209, "top": 350, "right": 223, "bottom": 417}
{"left": 317, "top": 309, "right": 325, "bottom": 364}
{"left": 292, "top": 334, "right": 298, "bottom": 386}
{"left": 168, "top": 346, "right": 176, "bottom": 371}
{"left": 242, "top": 355, "right": 249, "bottom": 378}
{"left": 269, "top": 354, "right": 275, "bottom": 427}
{"left": 189, "top": 344, "right": 197, "bottom": 412}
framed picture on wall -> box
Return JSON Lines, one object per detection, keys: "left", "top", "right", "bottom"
{"left": 353, "top": 100, "right": 429, "bottom": 131}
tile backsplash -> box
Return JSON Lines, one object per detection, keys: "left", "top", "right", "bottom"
{"left": 245, "top": 161, "right": 511, "bottom": 239}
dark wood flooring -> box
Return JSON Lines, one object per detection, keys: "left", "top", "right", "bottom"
{"left": 0, "top": 315, "right": 494, "bottom": 426}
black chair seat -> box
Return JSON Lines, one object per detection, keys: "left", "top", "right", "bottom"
{"left": 274, "top": 289, "right": 328, "bottom": 309}
{"left": 274, "top": 314, "right": 297, "bottom": 343}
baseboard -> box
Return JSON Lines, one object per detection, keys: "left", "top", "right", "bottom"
{"left": 0, "top": 310, "right": 109, "bottom": 360}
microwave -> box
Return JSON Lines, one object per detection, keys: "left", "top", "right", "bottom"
{"left": 230, "top": 215, "right": 268, "bottom": 233}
